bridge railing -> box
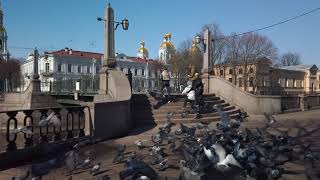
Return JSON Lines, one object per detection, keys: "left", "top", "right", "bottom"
{"left": 0, "top": 106, "right": 92, "bottom": 153}
{"left": 130, "top": 76, "right": 188, "bottom": 93}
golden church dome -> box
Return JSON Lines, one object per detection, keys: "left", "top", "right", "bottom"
{"left": 138, "top": 46, "right": 149, "bottom": 54}
{"left": 160, "top": 41, "right": 174, "bottom": 49}
{"left": 160, "top": 32, "right": 175, "bottom": 50}
{"left": 137, "top": 41, "right": 149, "bottom": 58}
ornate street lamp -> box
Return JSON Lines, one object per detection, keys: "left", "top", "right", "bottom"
{"left": 97, "top": 17, "right": 129, "bottom": 30}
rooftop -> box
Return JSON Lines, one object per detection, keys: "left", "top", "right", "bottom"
{"left": 279, "top": 64, "right": 318, "bottom": 72}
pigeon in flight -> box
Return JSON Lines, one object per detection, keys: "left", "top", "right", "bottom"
{"left": 38, "top": 112, "right": 61, "bottom": 127}
{"left": 11, "top": 126, "right": 33, "bottom": 135}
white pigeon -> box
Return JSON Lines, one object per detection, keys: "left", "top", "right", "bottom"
{"left": 90, "top": 162, "right": 101, "bottom": 174}
{"left": 134, "top": 140, "right": 147, "bottom": 147}
{"left": 203, "top": 146, "right": 218, "bottom": 162}
{"left": 38, "top": 112, "right": 61, "bottom": 127}
{"left": 11, "top": 126, "right": 33, "bottom": 135}
{"left": 211, "top": 143, "right": 242, "bottom": 171}
{"left": 136, "top": 176, "right": 150, "bottom": 180}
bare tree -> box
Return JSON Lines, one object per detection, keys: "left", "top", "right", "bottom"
{"left": 240, "top": 33, "right": 277, "bottom": 91}
{"left": 201, "top": 23, "right": 227, "bottom": 65}
{"left": 0, "top": 58, "right": 21, "bottom": 92}
{"left": 279, "top": 52, "right": 301, "bottom": 66}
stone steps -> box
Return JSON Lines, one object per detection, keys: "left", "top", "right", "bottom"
{"left": 133, "top": 108, "right": 239, "bottom": 121}
{"left": 136, "top": 113, "right": 240, "bottom": 125}
{"left": 131, "top": 93, "right": 241, "bottom": 125}
{"left": 132, "top": 103, "right": 235, "bottom": 115}
{"left": 132, "top": 100, "right": 227, "bottom": 110}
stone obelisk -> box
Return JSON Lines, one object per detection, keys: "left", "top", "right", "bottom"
{"left": 201, "top": 28, "right": 212, "bottom": 94}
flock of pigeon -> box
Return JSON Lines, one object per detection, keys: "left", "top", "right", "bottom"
{"left": 10, "top": 104, "right": 320, "bottom": 179}
{"left": 110, "top": 104, "right": 320, "bottom": 179}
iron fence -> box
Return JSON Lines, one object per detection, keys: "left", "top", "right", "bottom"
{"left": 0, "top": 106, "right": 92, "bottom": 152}
{"left": 281, "top": 96, "right": 301, "bottom": 111}
{"left": 131, "top": 76, "right": 188, "bottom": 93}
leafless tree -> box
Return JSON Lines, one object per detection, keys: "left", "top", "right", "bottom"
{"left": 0, "top": 58, "right": 21, "bottom": 92}
{"left": 279, "top": 52, "right": 301, "bottom": 66}
{"left": 200, "top": 23, "right": 227, "bottom": 65}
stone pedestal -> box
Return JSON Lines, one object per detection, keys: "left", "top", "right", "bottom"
{"left": 29, "top": 79, "right": 41, "bottom": 93}
{"left": 201, "top": 69, "right": 211, "bottom": 95}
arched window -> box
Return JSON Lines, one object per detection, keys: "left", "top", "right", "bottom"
{"left": 0, "top": 40, "right": 2, "bottom": 50}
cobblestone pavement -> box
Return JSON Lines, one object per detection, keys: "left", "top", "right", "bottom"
{"left": 0, "top": 110, "right": 320, "bottom": 180}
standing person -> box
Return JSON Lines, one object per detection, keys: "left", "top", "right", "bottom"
{"left": 160, "top": 67, "right": 171, "bottom": 101}
{"left": 192, "top": 73, "right": 204, "bottom": 115}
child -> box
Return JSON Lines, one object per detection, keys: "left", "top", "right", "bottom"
{"left": 182, "top": 81, "right": 195, "bottom": 110}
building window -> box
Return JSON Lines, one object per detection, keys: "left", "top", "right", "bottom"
{"left": 87, "top": 66, "right": 90, "bottom": 74}
{"left": 239, "top": 78, "right": 243, "bottom": 87}
{"left": 220, "top": 69, "right": 224, "bottom": 76}
{"left": 68, "top": 64, "right": 72, "bottom": 73}
{"left": 96, "top": 66, "right": 100, "bottom": 73}
{"left": 249, "top": 77, "right": 254, "bottom": 87}
{"left": 45, "top": 63, "right": 50, "bottom": 73}
{"left": 285, "top": 78, "right": 288, "bottom": 87}
{"left": 293, "top": 78, "right": 296, "bottom": 87}
{"left": 229, "top": 78, "right": 232, "bottom": 83}
{"left": 229, "top": 69, "right": 233, "bottom": 75}
{"left": 142, "top": 69, "right": 145, "bottom": 76}
{"left": 301, "top": 80, "right": 304, "bottom": 87}
{"left": 58, "top": 63, "right": 62, "bottom": 72}
{"left": 135, "top": 69, "right": 138, "bottom": 76}
{"left": 249, "top": 68, "right": 254, "bottom": 74}
{"left": 239, "top": 68, "right": 243, "bottom": 74}
{"left": 78, "top": 66, "right": 81, "bottom": 73}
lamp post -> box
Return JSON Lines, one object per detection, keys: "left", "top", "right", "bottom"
{"left": 95, "top": 3, "right": 129, "bottom": 96}
{"left": 195, "top": 28, "right": 212, "bottom": 94}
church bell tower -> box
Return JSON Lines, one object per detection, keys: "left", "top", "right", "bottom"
{"left": 0, "top": 3, "right": 9, "bottom": 61}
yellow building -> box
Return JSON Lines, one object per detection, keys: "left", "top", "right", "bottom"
{"left": 212, "top": 58, "right": 320, "bottom": 95}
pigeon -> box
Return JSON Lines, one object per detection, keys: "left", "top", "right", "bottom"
{"left": 203, "top": 146, "right": 219, "bottom": 163}
{"left": 90, "top": 162, "right": 101, "bottom": 175}
{"left": 151, "top": 133, "right": 163, "bottom": 144}
{"left": 120, "top": 158, "right": 158, "bottom": 179}
{"left": 11, "top": 126, "right": 33, "bottom": 135}
{"left": 136, "top": 176, "right": 150, "bottom": 180}
{"left": 213, "top": 105, "right": 232, "bottom": 131}
{"left": 38, "top": 112, "right": 61, "bottom": 126}
{"left": 134, "top": 140, "right": 147, "bottom": 149}
{"left": 211, "top": 143, "right": 242, "bottom": 171}
{"left": 264, "top": 113, "right": 276, "bottom": 127}
{"left": 65, "top": 150, "right": 79, "bottom": 173}
{"left": 158, "top": 159, "right": 169, "bottom": 171}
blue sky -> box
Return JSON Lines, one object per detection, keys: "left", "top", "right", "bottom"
{"left": 4, "top": 0, "right": 320, "bottom": 64}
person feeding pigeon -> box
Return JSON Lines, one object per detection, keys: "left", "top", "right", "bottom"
{"left": 182, "top": 80, "right": 196, "bottom": 110}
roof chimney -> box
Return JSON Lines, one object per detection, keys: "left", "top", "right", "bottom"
{"left": 64, "top": 47, "right": 69, "bottom": 52}
{"left": 69, "top": 49, "right": 73, "bottom": 55}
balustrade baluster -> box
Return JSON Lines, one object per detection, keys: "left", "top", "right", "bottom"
{"left": 66, "top": 110, "right": 74, "bottom": 139}
{"left": 52, "top": 108, "right": 62, "bottom": 142}
{"left": 23, "top": 110, "right": 34, "bottom": 147}
{"left": 6, "top": 111, "right": 18, "bottom": 151}
{"left": 39, "top": 109, "right": 49, "bottom": 143}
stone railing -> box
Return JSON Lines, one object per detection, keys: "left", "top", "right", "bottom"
{"left": 0, "top": 106, "right": 92, "bottom": 152}
{"left": 207, "top": 76, "right": 281, "bottom": 114}
{"left": 0, "top": 105, "right": 93, "bottom": 169}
